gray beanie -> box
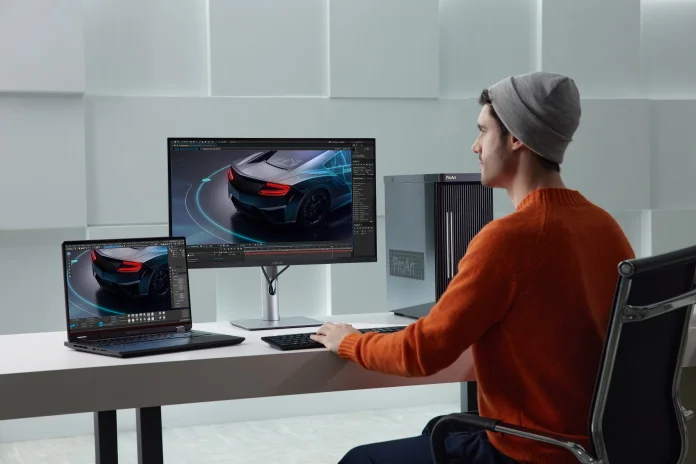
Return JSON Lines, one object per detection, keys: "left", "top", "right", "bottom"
{"left": 487, "top": 71, "right": 581, "bottom": 165}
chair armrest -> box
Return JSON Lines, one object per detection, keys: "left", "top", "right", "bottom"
{"left": 430, "top": 413, "right": 601, "bottom": 464}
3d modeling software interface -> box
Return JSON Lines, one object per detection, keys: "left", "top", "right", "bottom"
{"left": 64, "top": 238, "right": 191, "bottom": 333}
{"left": 168, "top": 138, "right": 377, "bottom": 268}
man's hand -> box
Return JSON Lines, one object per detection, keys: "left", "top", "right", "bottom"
{"left": 310, "top": 322, "right": 361, "bottom": 353}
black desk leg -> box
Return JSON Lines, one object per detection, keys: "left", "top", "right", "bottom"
{"left": 94, "top": 410, "right": 118, "bottom": 464}
{"left": 136, "top": 406, "right": 163, "bottom": 464}
{"left": 460, "top": 381, "right": 478, "bottom": 412}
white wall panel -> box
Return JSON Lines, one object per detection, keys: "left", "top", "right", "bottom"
{"left": 0, "top": 228, "right": 86, "bottom": 336}
{"left": 186, "top": 268, "right": 219, "bottom": 323}
{"left": 649, "top": 210, "right": 696, "bottom": 255}
{"left": 560, "top": 99, "right": 651, "bottom": 211}
{"left": 642, "top": 0, "right": 696, "bottom": 98}
{"left": 651, "top": 100, "right": 696, "bottom": 210}
{"left": 0, "top": 95, "right": 86, "bottom": 230}
{"left": 84, "top": 0, "right": 208, "bottom": 96}
{"left": 0, "top": 0, "right": 84, "bottom": 93}
{"left": 216, "top": 265, "right": 329, "bottom": 322}
{"left": 86, "top": 224, "right": 170, "bottom": 241}
{"left": 210, "top": 0, "right": 327, "bottom": 97}
{"left": 439, "top": 0, "right": 538, "bottom": 97}
{"left": 87, "top": 96, "right": 478, "bottom": 226}
{"left": 541, "top": 0, "right": 641, "bottom": 97}
{"left": 609, "top": 210, "right": 650, "bottom": 258}
{"left": 328, "top": 0, "right": 439, "bottom": 98}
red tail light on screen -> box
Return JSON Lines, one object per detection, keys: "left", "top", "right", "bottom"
{"left": 259, "top": 182, "right": 290, "bottom": 196}
{"left": 117, "top": 261, "right": 142, "bottom": 273}
{"left": 91, "top": 250, "right": 96, "bottom": 261}
{"left": 228, "top": 168, "right": 234, "bottom": 182}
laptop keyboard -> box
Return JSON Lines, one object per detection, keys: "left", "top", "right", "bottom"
{"left": 88, "top": 330, "right": 208, "bottom": 347}
{"left": 261, "top": 326, "right": 407, "bottom": 351}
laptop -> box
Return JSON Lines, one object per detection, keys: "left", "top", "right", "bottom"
{"left": 62, "top": 236, "right": 244, "bottom": 357}
{"left": 391, "top": 302, "right": 434, "bottom": 320}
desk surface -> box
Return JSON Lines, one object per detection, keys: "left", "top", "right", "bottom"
{"left": 0, "top": 313, "right": 473, "bottom": 421}
{"left": 1, "top": 312, "right": 695, "bottom": 422}
{"left": 0, "top": 313, "right": 413, "bottom": 376}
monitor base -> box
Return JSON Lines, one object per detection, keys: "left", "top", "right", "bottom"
{"left": 229, "top": 316, "right": 324, "bottom": 331}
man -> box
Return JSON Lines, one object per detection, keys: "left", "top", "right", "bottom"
{"left": 311, "top": 71, "right": 635, "bottom": 463}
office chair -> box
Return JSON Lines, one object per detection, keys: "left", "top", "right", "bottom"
{"left": 430, "top": 244, "right": 696, "bottom": 464}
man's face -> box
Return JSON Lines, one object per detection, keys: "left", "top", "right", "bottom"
{"left": 471, "top": 105, "right": 517, "bottom": 188}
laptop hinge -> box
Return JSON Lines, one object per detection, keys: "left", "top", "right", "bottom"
{"left": 176, "top": 326, "right": 186, "bottom": 333}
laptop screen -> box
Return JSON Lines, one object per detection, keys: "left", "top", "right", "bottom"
{"left": 63, "top": 237, "right": 192, "bottom": 335}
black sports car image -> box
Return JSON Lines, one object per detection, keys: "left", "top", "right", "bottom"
{"left": 91, "top": 246, "right": 170, "bottom": 299}
{"left": 227, "top": 149, "right": 352, "bottom": 227}
{"left": 169, "top": 148, "right": 354, "bottom": 246}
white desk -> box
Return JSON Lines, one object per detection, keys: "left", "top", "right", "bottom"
{"left": 0, "top": 313, "right": 473, "bottom": 464}
{"left": 3, "top": 312, "right": 695, "bottom": 464}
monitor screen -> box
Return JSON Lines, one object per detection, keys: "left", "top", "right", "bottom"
{"left": 168, "top": 138, "right": 377, "bottom": 268}
{"left": 63, "top": 237, "right": 192, "bottom": 335}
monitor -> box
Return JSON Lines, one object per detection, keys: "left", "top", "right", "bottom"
{"left": 167, "top": 138, "right": 377, "bottom": 330}
{"left": 62, "top": 237, "right": 192, "bottom": 338}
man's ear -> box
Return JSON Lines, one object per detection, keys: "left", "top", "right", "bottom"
{"left": 509, "top": 134, "right": 525, "bottom": 152}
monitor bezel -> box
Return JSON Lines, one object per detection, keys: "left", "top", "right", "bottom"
{"left": 166, "top": 137, "right": 378, "bottom": 269}
{"left": 61, "top": 236, "right": 193, "bottom": 342}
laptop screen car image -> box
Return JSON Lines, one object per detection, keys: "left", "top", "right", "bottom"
{"left": 63, "top": 237, "right": 192, "bottom": 337}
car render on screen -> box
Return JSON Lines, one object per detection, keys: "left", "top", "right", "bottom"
{"left": 91, "top": 246, "right": 171, "bottom": 299}
{"left": 227, "top": 149, "right": 352, "bottom": 228}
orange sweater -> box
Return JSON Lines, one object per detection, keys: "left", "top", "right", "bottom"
{"left": 338, "top": 188, "right": 635, "bottom": 463}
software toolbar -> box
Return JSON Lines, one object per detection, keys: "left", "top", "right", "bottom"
{"left": 185, "top": 242, "right": 354, "bottom": 266}
{"left": 69, "top": 310, "right": 191, "bottom": 332}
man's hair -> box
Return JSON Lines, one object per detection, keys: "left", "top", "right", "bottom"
{"left": 478, "top": 89, "right": 560, "bottom": 173}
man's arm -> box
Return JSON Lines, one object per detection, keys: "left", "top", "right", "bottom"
{"left": 337, "top": 222, "right": 531, "bottom": 377}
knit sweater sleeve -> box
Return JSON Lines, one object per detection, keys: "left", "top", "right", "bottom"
{"left": 338, "top": 221, "right": 530, "bottom": 376}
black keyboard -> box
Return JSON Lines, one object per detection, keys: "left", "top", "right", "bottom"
{"left": 261, "top": 326, "right": 407, "bottom": 351}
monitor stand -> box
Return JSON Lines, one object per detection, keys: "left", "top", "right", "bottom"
{"left": 229, "top": 265, "right": 324, "bottom": 331}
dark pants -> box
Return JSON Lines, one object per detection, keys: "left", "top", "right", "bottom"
{"left": 338, "top": 419, "right": 518, "bottom": 464}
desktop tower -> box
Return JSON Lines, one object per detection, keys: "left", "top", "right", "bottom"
{"left": 384, "top": 173, "right": 494, "bottom": 316}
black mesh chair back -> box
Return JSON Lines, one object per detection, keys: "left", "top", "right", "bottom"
{"left": 588, "top": 245, "right": 696, "bottom": 464}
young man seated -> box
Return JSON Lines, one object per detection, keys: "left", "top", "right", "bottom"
{"left": 311, "top": 72, "right": 635, "bottom": 464}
